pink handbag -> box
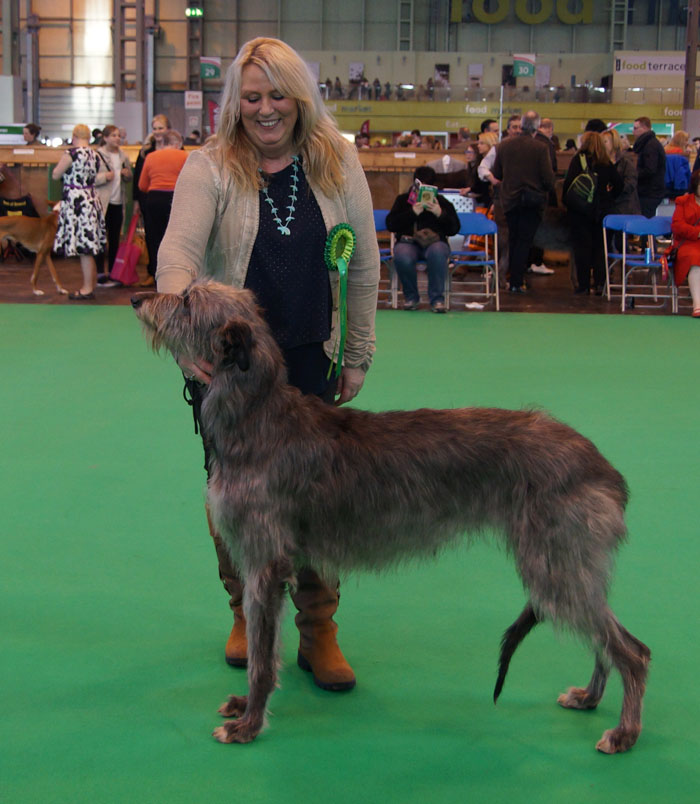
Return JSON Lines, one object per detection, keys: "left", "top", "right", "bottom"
{"left": 110, "top": 215, "right": 141, "bottom": 286}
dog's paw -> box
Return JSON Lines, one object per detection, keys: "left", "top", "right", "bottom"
{"left": 212, "top": 717, "right": 260, "bottom": 744}
{"left": 595, "top": 726, "right": 640, "bottom": 754}
{"left": 217, "top": 694, "right": 248, "bottom": 718}
{"left": 32, "top": 288, "right": 45, "bottom": 296}
{"left": 57, "top": 287, "right": 69, "bottom": 295}
{"left": 557, "top": 687, "right": 599, "bottom": 710}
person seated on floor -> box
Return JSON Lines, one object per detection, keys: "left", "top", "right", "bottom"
{"left": 385, "top": 166, "right": 460, "bottom": 313}
{"left": 670, "top": 168, "right": 700, "bottom": 318}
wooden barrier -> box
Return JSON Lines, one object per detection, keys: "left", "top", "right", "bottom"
{"left": 0, "top": 144, "right": 574, "bottom": 213}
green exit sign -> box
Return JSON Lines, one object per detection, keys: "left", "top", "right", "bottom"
{"left": 186, "top": 7, "right": 203, "bottom": 17}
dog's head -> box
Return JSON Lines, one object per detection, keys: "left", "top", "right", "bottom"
{"left": 131, "top": 280, "right": 264, "bottom": 373}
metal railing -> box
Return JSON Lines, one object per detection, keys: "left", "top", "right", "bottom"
{"left": 319, "top": 83, "right": 695, "bottom": 106}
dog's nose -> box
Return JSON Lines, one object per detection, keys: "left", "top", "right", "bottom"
{"left": 131, "top": 291, "right": 157, "bottom": 308}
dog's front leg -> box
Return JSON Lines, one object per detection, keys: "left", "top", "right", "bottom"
{"left": 213, "top": 559, "right": 290, "bottom": 744}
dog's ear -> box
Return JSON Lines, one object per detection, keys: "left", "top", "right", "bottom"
{"left": 213, "top": 320, "right": 252, "bottom": 372}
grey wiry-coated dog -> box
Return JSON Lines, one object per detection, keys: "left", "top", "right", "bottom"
{"left": 132, "top": 280, "right": 650, "bottom": 753}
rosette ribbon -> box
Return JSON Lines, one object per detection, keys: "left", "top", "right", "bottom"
{"left": 323, "top": 223, "right": 356, "bottom": 378}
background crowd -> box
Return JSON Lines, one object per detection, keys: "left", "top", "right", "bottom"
{"left": 7, "top": 81, "right": 700, "bottom": 312}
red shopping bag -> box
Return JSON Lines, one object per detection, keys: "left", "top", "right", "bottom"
{"left": 111, "top": 215, "right": 141, "bottom": 286}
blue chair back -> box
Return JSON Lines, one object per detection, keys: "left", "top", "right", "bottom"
{"left": 457, "top": 211, "right": 497, "bottom": 236}
{"left": 602, "top": 214, "right": 646, "bottom": 232}
{"left": 373, "top": 209, "right": 389, "bottom": 231}
{"left": 623, "top": 216, "right": 672, "bottom": 237}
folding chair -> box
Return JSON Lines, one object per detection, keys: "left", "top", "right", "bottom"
{"left": 602, "top": 214, "right": 646, "bottom": 301}
{"left": 446, "top": 212, "right": 499, "bottom": 311}
{"left": 620, "top": 216, "right": 673, "bottom": 313}
{"left": 373, "top": 209, "right": 398, "bottom": 309}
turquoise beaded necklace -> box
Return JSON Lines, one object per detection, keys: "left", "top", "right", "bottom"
{"left": 259, "top": 155, "right": 299, "bottom": 236}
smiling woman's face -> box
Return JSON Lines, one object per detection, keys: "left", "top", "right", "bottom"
{"left": 152, "top": 118, "right": 168, "bottom": 143}
{"left": 239, "top": 64, "right": 298, "bottom": 160}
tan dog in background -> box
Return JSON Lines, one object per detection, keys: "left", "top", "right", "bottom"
{"left": 0, "top": 211, "right": 66, "bottom": 296}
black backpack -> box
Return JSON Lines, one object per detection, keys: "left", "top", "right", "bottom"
{"left": 565, "top": 153, "right": 597, "bottom": 218}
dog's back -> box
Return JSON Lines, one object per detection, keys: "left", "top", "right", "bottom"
{"left": 211, "top": 399, "right": 628, "bottom": 586}
{"left": 0, "top": 212, "right": 58, "bottom": 254}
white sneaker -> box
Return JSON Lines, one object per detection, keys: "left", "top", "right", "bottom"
{"left": 528, "top": 263, "right": 554, "bottom": 275}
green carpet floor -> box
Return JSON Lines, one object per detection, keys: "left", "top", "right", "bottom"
{"left": 2, "top": 306, "right": 699, "bottom": 803}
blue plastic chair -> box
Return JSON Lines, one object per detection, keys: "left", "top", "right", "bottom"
{"left": 447, "top": 212, "right": 500, "bottom": 311}
{"left": 373, "top": 209, "right": 398, "bottom": 309}
{"left": 620, "top": 215, "right": 673, "bottom": 312}
{"left": 602, "top": 214, "right": 647, "bottom": 300}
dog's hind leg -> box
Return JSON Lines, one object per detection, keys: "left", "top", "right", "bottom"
{"left": 592, "top": 614, "right": 651, "bottom": 754}
{"left": 44, "top": 252, "right": 68, "bottom": 295}
{"left": 493, "top": 603, "right": 540, "bottom": 703}
{"left": 213, "top": 559, "right": 290, "bottom": 744}
{"left": 511, "top": 486, "right": 649, "bottom": 752}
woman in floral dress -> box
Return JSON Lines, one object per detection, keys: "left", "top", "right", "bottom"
{"left": 53, "top": 124, "right": 107, "bottom": 299}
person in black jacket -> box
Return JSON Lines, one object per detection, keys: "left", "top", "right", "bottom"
{"left": 133, "top": 114, "right": 171, "bottom": 286}
{"left": 386, "top": 166, "right": 460, "bottom": 312}
{"left": 632, "top": 117, "right": 666, "bottom": 217}
{"left": 563, "top": 131, "right": 623, "bottom": 295}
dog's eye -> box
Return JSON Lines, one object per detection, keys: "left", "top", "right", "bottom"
{"left": 182, "top": 292, "right": 190, "bottom": 310}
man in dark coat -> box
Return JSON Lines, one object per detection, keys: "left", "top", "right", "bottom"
{"left": 632, "top": 117, "right": 666, "bottom": 217}
{"left": 492, "top": 111, "right": 556, "bottom": 293}
{"left": 528, "top": 117, "right": 559, "bottom": 275}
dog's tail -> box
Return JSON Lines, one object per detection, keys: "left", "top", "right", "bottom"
{"left": 493, "top": 602, "right": 540, "bottom": 703}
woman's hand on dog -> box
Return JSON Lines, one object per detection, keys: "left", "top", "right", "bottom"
{"left": 335, "top": 366, "right": 365, "bottom": 406}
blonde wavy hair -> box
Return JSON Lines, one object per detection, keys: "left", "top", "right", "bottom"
{"left": 668, "top": 130, "right": 689, "bottom": 150}
{"left": 71, "top": 124, "right": 91, "bottom": 141}
{"left": 601, "top": 128, "right": 622, "bottom": 158}
{"left": 478, "top": 131, "right": 499, "bottom": 149}
{"left": 211, "top": 37, "right": 349, "bottom": 194}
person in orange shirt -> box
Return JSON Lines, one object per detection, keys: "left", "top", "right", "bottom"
{"left": 138, "top": 129, "right": 188, "bottom": 286}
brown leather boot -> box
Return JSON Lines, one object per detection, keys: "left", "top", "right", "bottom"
{"left": 293, "top": 568, "right": 356, "bottom": 691}
{"left": 206, "top": 505, "right": 248, "bottom": 667}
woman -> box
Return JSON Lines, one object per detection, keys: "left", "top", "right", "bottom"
{"left": 665, "top": 130, "right": 689, "bottom": 155}
{"left": 430, "top": 143, "right": 485, "bottom": 200}
{"left": 385, "top": 165, "right": 460, "bottom": 312}
{"left": 670, "top": 169, "right": 700, "bottom": 317}
{"left": 602, "top": 128, "right": 640, "bottom": 215}
{"left": 52, "top": 123, "right": 107, "bottom": 300}
{"left": 664, "top": 130, "right": 692, "bottom": 198}
{"left": 133, "top": 114, "right": 170, "bottom": 285}
{"left": 22, "top": 123, "right": 42, "bottom": 146}
{"left": 157, "top": 38, "right": 379, "bottom": 691}
{"left": 137, "top": 129, "right": 188, "bottom": 286}
{"left": 475, "top": 131, "right": 499, "bottom": 192}
{"left": 95, "top": 124, "right": 133, "bottom": 284}
{"left": 563, "top": 130, "right": 623, "bottom": 295}
{"left": 460, "top": 141, "right": 491, "bottom": 206}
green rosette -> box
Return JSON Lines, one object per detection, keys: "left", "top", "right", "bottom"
{"left": 324, "top": 223, "right": 356, "bottom": 378}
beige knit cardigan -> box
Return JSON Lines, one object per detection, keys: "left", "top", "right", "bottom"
{"left": 157, "top": 146, "right": 380, "bottom": 372}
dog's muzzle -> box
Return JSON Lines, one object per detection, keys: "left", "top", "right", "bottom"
{"left": 131, "top": 292, "right": 157, "bottom": 309}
